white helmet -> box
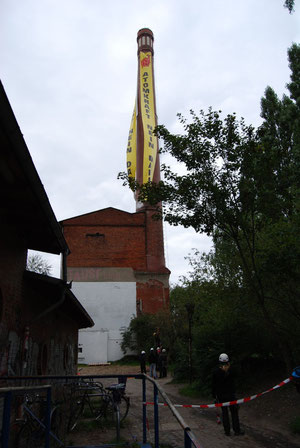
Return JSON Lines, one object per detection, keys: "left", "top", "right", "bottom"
{"left": 141, "top": 350, "right": 145, "bottom": 354}
{"left": 219, "top": 353, "right": 229, "bottom": 363}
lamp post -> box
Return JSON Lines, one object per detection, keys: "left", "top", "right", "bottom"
{"left": 185, "top": 302, "right": 195, "bottom": 384}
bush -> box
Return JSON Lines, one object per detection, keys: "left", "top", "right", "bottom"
{"left": 121, "top": 314, "right": 156, "bottom": 354}
{"left": 290, "top": 416, "right": 300, "bottom": 434}
{"left": 121, "top": 311, "right": 173, "bottom": 356}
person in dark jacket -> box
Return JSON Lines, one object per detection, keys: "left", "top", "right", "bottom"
{"left": 159, "top": 349, "right": 168, "bottom": 378}
{"left": 212, "top": 353, "right": 244, "bottom": 436}
{"left": 148, "top": 348, "right": 157, "bottom": 378}
{"left": 156, "top": 347, "right": 161, "bottom": 376}
{"left": 140, "top": 350, "right": 147, "bottom": 374}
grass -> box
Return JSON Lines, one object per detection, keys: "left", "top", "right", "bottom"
{"left": 178, "top": 383, "right": 209, "bottom": 399}
{"left": 110, "top": 355, "right": 139, "bottom": 366}
{"left": 74, "top": 419, "right": 102, "bottom": 432}
{"left": 290, "top": 416, "right": 300, "bottom": 434}
{"left": 179, "top": 384, "right": 203, "bottom": 398}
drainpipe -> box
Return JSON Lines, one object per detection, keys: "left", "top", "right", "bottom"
{"left": 62, "top": 249, "right": 68, "bottom": 283}
{"left": 30, "top": 283, "right": 68, "bottom": 324}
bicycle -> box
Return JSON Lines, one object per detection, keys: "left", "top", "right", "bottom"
{"left": 15, "top": 393, "right": 64, "bottom": 448}
{"left": 66, "top": 379, "right": 130, "bottom": 441}
{"left": 66, "top": 379, "right": 106, "bottom": 432}
{"left": 104, "top": 383, "right": 130, "bottom": 442}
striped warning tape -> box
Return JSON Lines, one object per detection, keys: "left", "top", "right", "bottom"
{"left": 144, "top": 376, "right": 292, "bottom": 408}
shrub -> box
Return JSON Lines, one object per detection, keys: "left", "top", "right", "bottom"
{"left": 290, "top": 416, "right": 300, "bottom": 434}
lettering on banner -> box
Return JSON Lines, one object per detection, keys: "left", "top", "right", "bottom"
{"left": 140, "top": 54, "right": 157, "bottom": 183}
{"left": 127, "top": 128, "right": 133, "bottom": 176}
{"left": 127, "top": 128, "right": 133, "bottom": 153}
{"left": 142, "top": 71, "right": 151, "bottom": 119}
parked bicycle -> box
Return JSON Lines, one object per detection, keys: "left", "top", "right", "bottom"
{"left": 105, "top": 383, "right": 130, "bottom": 442}
{"left": 66, "top": 379, "right": 105, "bottom": 432}
{"left": 66, "top": 379, "right": 130, "bottom": 441}
{"left": 15, "top": 393, "right": 63, "bottom": 448}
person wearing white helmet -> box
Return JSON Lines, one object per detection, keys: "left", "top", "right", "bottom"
{"left": 212, "top": 353, "right": 244, "bottom": 436}
{"left": 159, "top": 348, "right": 168, "bottom": 378}
{"left": 148, "top": 348, "right": 157, "bottom": 379}
{"left": 140, "top": 350, "right": 147, "bottom": 374}
{"left": 219, "top": 353, "right": 229, "bottom": 363}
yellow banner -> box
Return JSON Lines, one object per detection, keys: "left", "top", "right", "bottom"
{"left": 126, "top": 104, "right": 137, "bottom": 178}
{"left": 139, "top": 51, "right": 157, "bottom": 183}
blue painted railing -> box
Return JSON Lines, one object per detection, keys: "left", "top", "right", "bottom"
{"left": 1, "top": 384, "right": 52, "bottom": 448}
{"left": 1, "top": 374, "right": 202, "bottom": 448}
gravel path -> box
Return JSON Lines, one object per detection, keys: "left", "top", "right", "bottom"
{"left": 67, "top": 365, "right": 300, "bottom": 448}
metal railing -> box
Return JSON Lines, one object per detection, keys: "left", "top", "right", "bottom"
{"left": 1, "top": 374, "right": 202, "bottom": 448}
{"left": 1, "top": 384, "right": 52, "bottom": 448}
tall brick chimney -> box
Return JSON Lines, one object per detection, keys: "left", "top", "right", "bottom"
{"left": 129, "top": 29, "right": 166, "bottom": 273}
{"left": 135, "top": 28, "right": 161, "bottom": 192}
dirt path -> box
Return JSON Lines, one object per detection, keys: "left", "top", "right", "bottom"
{"left": 67, "top": 365, "right": 300, "bottom": 448}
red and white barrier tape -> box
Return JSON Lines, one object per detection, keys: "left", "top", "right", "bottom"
{"left": 144, "top": 376, "right": 292, "bottom": 409}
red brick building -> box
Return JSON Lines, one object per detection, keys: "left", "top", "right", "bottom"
{"left": 61, "top": 206, "right": 170, "bottom": 315}
{"left": 60, "top": 205, "right": 170, "bottom": 363}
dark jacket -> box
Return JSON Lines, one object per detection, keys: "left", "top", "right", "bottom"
{"left": 140, "top": 353, "right": 146, "bottom": 365}
{"left": 212, "top": 366, "right": 236, "bottom": 401}
{"left": 159, "top": 352, "right": 167, "bottom": 368}
{"left": 148, "top": 351, "right": 156, "bottom": 364}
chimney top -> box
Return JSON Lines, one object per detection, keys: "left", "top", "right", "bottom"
{"left": 137, "top": 28, "right": 154, "bottom": 54}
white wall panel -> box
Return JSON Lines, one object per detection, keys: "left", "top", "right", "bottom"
{"left": 73, "top": 282, "right": 136, "bottom": 363}
{"left": 78, "top": 330, "right": 108, "bottom": 364}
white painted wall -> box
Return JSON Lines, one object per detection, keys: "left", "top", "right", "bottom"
{"left": 78, "top": 330, "right": 108, "bottom": 364}
{"left": 73, "top": 282, "right": 136, "bottom": 364}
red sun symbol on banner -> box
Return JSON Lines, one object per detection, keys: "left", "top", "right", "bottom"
{"left": 141, "top": 54, "right": 150, "bottom": 67}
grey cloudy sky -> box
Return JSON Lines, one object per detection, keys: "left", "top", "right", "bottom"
{"left": 1, "top": 0, "right": 299, "bottom": 284}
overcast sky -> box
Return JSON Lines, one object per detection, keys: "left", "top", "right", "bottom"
{"left": 1, "top": 1, "right": 299, "bottom": 285}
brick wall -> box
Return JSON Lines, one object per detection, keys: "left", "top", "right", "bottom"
{"left": 63, "top": 208, "right": 147, "bottom": 270}
{"left": 0, "top": 220, "right": 27, "bottom": 347}
{"left": 0, "top": 220, "right": 78, "bottom": 377}
{"left": 137, "top": 280, "right": 170, "bottom": 314}
{"left": 62, "top": 207, "right": 169, "bottom": 274}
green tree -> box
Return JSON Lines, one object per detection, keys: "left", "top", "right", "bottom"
{"left": 121, "top": 44, "right": 300, "bottom": 369}
{"left": 284, "top": 0, "right": 295, "bottom": 13}
{"left": 172, "top": 245, "right": 288, "bottom": 389}
{"left": 121, "top": 310, "right": 173, "bottom": 356}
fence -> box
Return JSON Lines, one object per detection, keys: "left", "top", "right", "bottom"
{"left": 1, "top": 374, "right": 202, "bottom": 448}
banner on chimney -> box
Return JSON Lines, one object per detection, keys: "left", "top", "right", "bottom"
{"left": 139, "top": 51, "right": 158, "bottom": 183}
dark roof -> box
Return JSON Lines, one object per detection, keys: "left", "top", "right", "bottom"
{"left": 24, "top": 270, "right": 94, "bottom": 329}
{"left": 0, "top": 81, "right": 68, "bottom": 255}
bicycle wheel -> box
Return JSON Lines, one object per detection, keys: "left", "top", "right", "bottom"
{"left": 67, "top": 389, "right": 85, "bottom": 432}
{"left": 49, "top": 406, "right": 64, "bottom": 447}
{"left": 119, "top": 395, "right": 130, "bottom": 422}
{"left": 85, "top": 383, "right": 107, "bottom": 419}
{"left": 16, "top": 422, "right": 32, "bottom": 448}
{"left": 102, "top": 395, "right": 116, "bottom": 421}
{"left": 104, "top": 399, "right": 121, "bottom": 442}
{"left": 114, "top": 404, "right": 121, "bottom": 442}
{"left": 16, "top": 420, "right": 43, "bottom": 448}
